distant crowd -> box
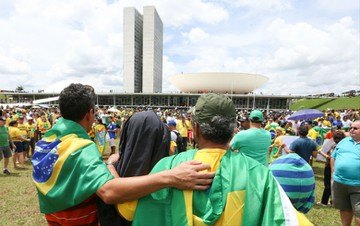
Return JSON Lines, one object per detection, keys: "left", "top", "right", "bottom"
{"left": 1, "top": 85, "right": 359, "bottom": 225}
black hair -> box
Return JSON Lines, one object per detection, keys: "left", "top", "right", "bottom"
{"left": 59, "top": 83, "right": 96, "bottom": 122}
{"left": 298, "top": 126, "right": 309, "bottom": 137}
{"left": 9, "top": 120, "right": 18, "bottom": 126}
{"left": 192, "top": 115, "right": 236, "bottom": 145}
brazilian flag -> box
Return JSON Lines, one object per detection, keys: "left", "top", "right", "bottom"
{"left": 94, "top": 124, "right": 107, "bottom": 155}
{"left": 32, "top": 118, "right": 114, "bottom": 214}
{"left": 118, "top": 149, "right": 312, "bottom": 226}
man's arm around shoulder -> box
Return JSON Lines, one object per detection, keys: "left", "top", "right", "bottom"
{"left": 97, "top": 160, "right": 214, "bottom": 204}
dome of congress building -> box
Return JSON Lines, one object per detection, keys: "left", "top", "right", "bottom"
{"left": 168, "top": 72, "right": 269, "bottom": 94}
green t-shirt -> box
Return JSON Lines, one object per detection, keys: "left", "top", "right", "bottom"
{"left": 231, "top": 128, "right": 271, "bottom": 166}
{"left": 0, "top": 126, "right": 9, "bottom": 147}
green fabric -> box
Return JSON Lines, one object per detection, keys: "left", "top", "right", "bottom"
{"left": 34, "top": 118, "right": 114, "bottom": 214}
{"left": 133, "top": 149, "right": 289, "bottom": 226}
{"left": 231, "top": 128, "right": 271, "bottom": 166}
{"left": 190, "top": 93, "right": 236, "bottom": 123}
{"left": 0, "top": 126, "right": 9, "bottom": 147}
{"left": 44, "top": 118, "right": 90, "bottom": 140}
{"left": 249, "top": 110, "right": 264, "bottom": 122}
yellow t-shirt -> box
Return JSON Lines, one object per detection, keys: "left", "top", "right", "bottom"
{"left": 17, "top": 123, "right": 28, "bottom": 139}
{"left": 322, "top": 120, "right": 331, "bottom": 127}
{"left": 176, "top": 120, "right": 188, "bottom": 137}
{"left": 5, "top": 117, "right": 11, "bottom": 126}
{"left": 26, "top": 123, "right": 37, "bottom": 138}
{"left": 38, "top": 120, "right": 51, "bottom": 134}
{"left": 185, "top": 119, "right": 193, "bottom": 131}
{"left": 9, "top": 126, "right": 22, "bottom": 142}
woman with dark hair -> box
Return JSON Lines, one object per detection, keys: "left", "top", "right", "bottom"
{"left": 318, "top": 130, "right": 345, "bottom": 206}
{"left": 97, "top": 110, "right": 170, "bottom": 225}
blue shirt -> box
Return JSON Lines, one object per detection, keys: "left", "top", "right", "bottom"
{"left": 332, "top": 137, "right": 360, "bottom": 186}
{"left": 289, "top": 137, "right": 317, "bottom": 162}
{"left": 107, "top": 122, "right": 117, "bottom": 139}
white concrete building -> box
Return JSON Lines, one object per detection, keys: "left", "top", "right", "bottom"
{"left": 123, "top": 6, "right": 163, "bottom": 93}
{"left": 168, "top": 72, "right": 269, "bottom": 94}
{"left": 123, "top": 7, "right": 143, "bottom": 93}
{"left": 142, "top": 6, "right": 163, "bottom": 93}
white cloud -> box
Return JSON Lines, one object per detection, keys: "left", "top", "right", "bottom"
{"left": 0, "top": 47, "right": 30, "bottom": 75}
{"left": 152, "top": 0, "right": 229, "bottom": 27}
{"left": 0, "top": 0, "right": 358, "bottom": 96}
{"left": 182, "top": 28, "right": 210, "bottom": 43}
{"left": 222, "top": 0, "right": 292, "bottom": 11}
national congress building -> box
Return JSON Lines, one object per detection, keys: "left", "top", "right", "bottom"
{"left": 123, "top": 6, "right": 163, "bottom": 93}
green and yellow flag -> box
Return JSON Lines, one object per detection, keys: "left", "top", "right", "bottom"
{"left": 32, "top": 118, "right": 114, "bottom": 214}
{"left": 119, "top": 149, "right": 312, "bottom": 226}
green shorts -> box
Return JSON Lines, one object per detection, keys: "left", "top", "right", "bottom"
{"left": 0, "top": 146, "right": 12, "bottom": 160}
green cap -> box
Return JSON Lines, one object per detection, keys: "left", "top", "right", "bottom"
{"left": 249, "top": 110, "right": 264, "bottom": 122}
{"left": 190, "top": 93, "right": 236, "bottom": 123}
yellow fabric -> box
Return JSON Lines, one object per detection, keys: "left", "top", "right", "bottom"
{"left": 34, "top": 134, "right": 92, "bottom": 195}
{"left": 117, "top": 200, "right": 138, "bottom": 221}
{"left": 296, "top": 211, "right": 314, "bottom": 226}
{"left": 169, "top": 140, "right": 177, "bottom": 155}
{"left": 186, "top": 119, "right": 193, "bottom": 130}
{"left": 88, "top": 127, "right": 95, "bottom": 138}
{"left": 17, "top": 123, "right": 28, "bottom": 138}
{"left": 307, "top": 128, "right": 318, "bottom": 140}
{"left": 26, "top": 123, "right": 36, "bottom": 138}
{"left": 176, "top": 119, "right": 188, "bottom": 137}
{"left": 12, "top": 114, "right": 19, "bottom": 121}
{"left": 193, "top": 148, "right": 226, "bottom": 173}
{"left": 9, "top": 126, "right": 22, "bottom": 142}
{"left": 273, "top": 136, "right": 284, "bottom": 147}
{"left": 192, "top": 149, "right": 244, "bottom": 226}
{"left": 322, "top": 120, "right": 331, "bottom": 127}
{"left": 211, "top": 191, "right": 245, "bottom": 226}
{"left": 38, "top": 120, "right": 51, "bottom": 134}
{"left": 116, "top": 148, "right": 227, "bottom": 222}
{"left": 36, "top": 117, "right": 42, "bottom": 125}
{"left": 184, "top": 190, "right": 194, "bottom": 226}
{"left": 5, "top": 117, "right": 11, "bottom": 126}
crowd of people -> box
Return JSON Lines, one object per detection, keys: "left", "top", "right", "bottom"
{"left": 0, "top": 83, "right": 359, "bottom": 226}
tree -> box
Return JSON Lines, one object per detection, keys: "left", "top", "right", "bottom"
{"left": 15, "top": 86, "right": 24, "bottom": 92}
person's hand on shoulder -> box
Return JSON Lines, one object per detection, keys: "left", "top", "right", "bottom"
{"left": 107, "top": 153, "right": 120, "bottom": 166}
{"left": 169, "top": 160, "right": 214, "bottom": 190}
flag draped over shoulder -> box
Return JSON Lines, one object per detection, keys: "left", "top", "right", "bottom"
{"left": 32, "top": 118, "right": 114, "bottom": 214}
{"left": 127, "top": 149, "right": 312, "bottom": 226}
{"left": 94, "top": 124, "right": 107, "bottom": 154}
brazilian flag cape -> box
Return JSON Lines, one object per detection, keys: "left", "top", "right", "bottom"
{"left": 94, "top": 124, "right": 107, "bottom": 155}
{"left": 121, "top": 149, "right": 312, "bottom": 226}
{"left": 32, "top": 118, "right": 114, "bottom": 214}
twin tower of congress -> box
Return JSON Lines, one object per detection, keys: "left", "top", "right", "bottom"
{"left": 123, "top": 6, "right": 163, "bottom": 94}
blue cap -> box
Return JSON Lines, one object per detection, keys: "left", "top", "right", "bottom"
{"left": 167, "top": 119, "right": 177, "bottom": 126}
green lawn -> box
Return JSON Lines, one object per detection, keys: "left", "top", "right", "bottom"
{"left": 290, "top": 98, "right": 333, "bottom": 111}
{"left": 0, "top": 153, "right": 344, "bottom": 226}
{"left": 290, "top": 96, "right": 360, "bottom": 111}
{"left": 317, "top": 97, "right": 360, "bottom": 111}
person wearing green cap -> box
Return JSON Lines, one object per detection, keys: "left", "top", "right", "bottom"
{"left": 230, "top": 109, "right": 271, "bottom": 166}
{"left": 120, "top": 93, "right": 312, "bottom": 226}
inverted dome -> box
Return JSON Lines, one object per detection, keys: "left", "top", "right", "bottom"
{"left": 168, "top": 72, "right": 268, "bottom": 94}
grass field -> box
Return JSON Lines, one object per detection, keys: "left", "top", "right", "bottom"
{"left": 0, "top": 152, "right": 346, "bottom": 226}
{"left": 290, "top": 96, "right": 360, "bottom": 111}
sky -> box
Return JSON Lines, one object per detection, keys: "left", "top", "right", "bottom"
{"left": 0, "top": 0, "right": 359, "bottom": 95}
